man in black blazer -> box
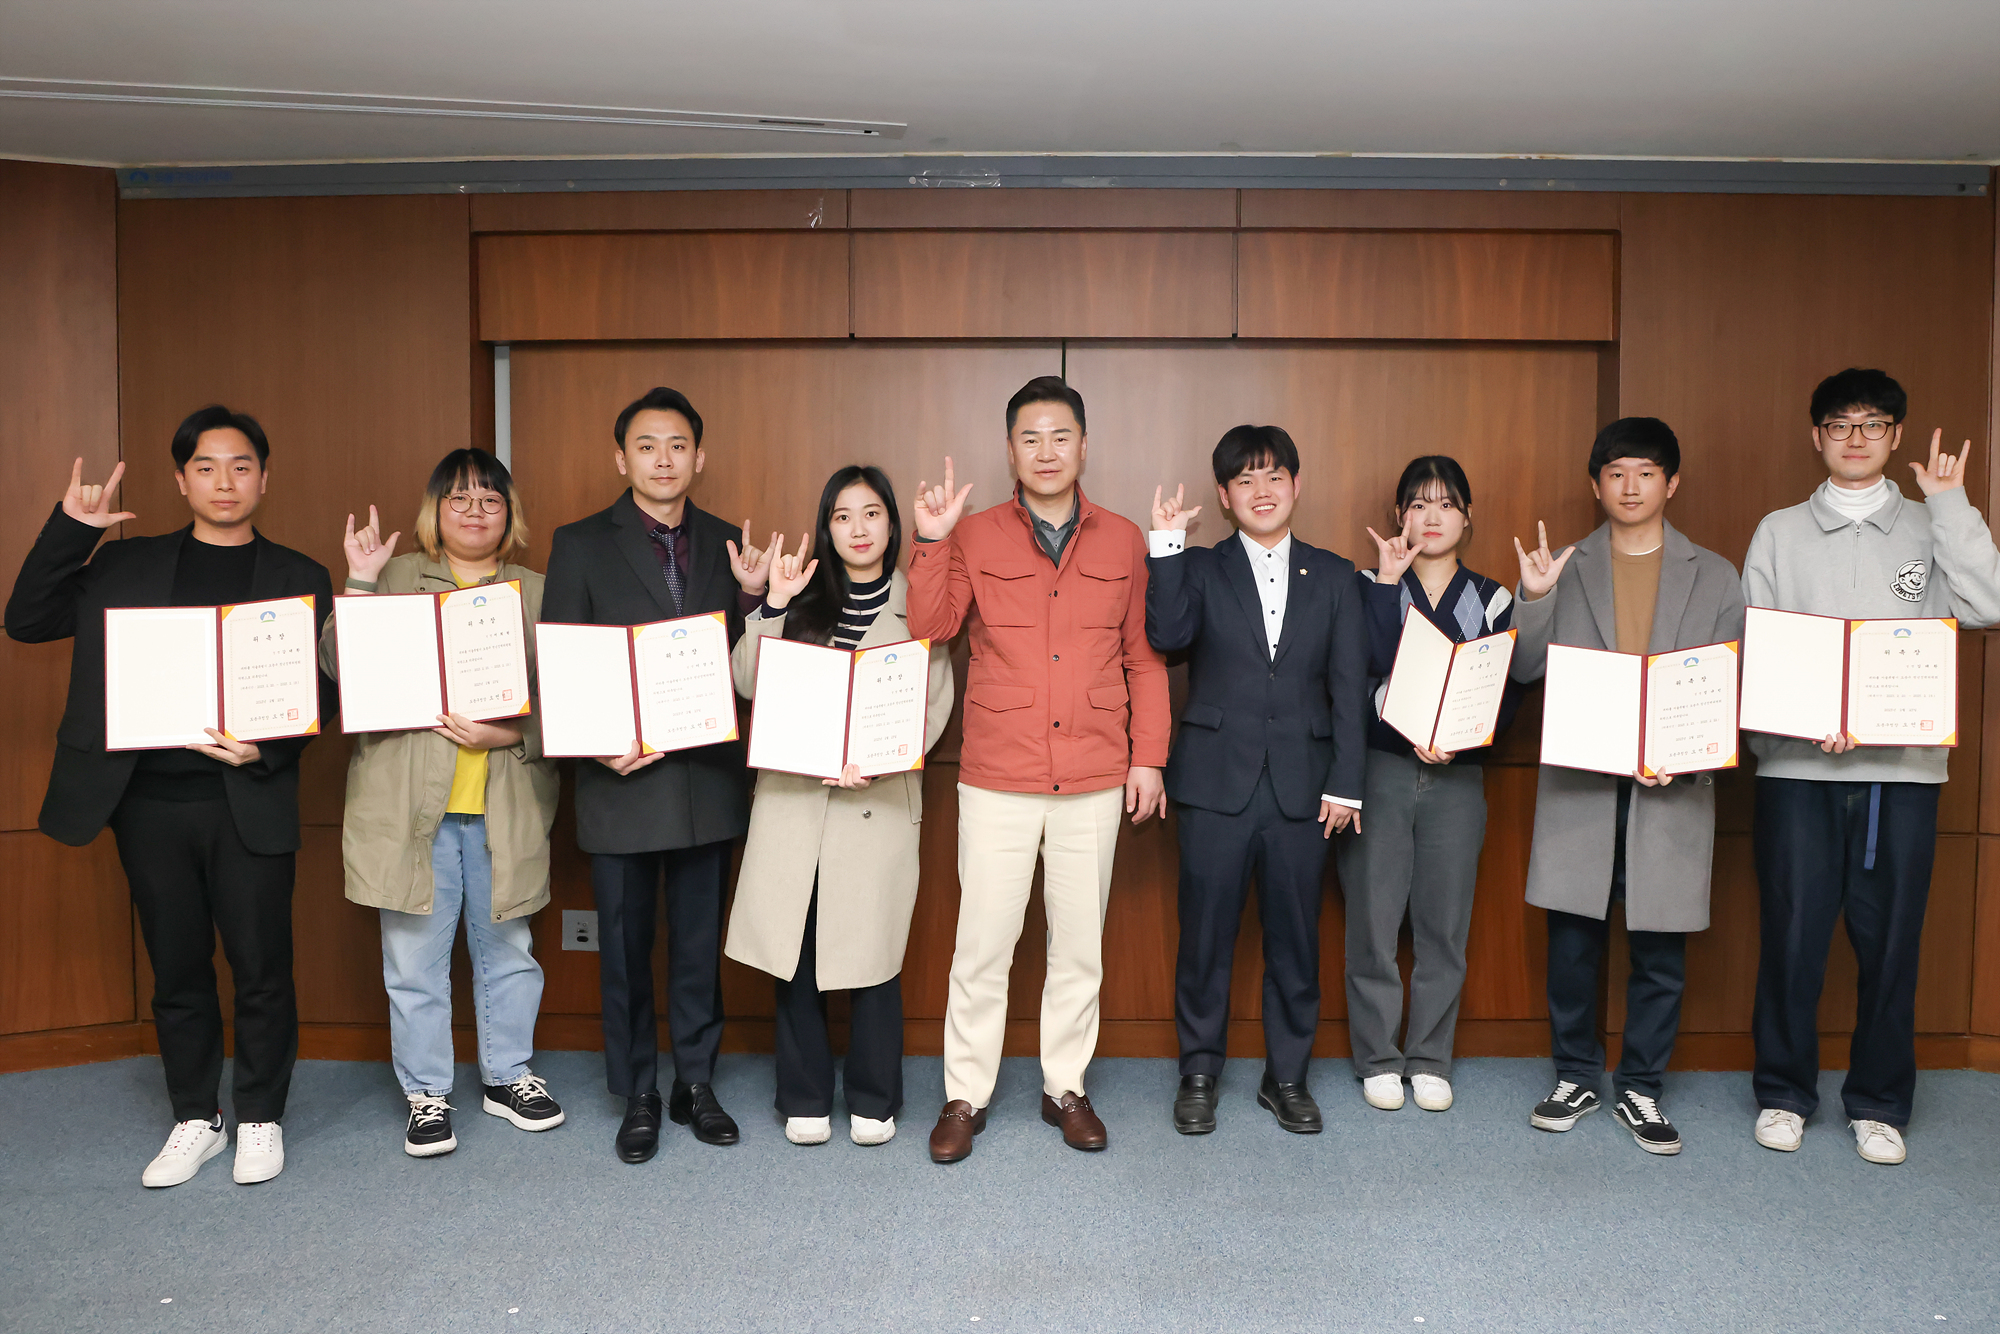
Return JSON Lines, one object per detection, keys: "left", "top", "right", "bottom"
{"left": 542, "top": 386, "right": 762, "bottom": 1162}
{"left": 1145, "top": 425, "right": 1368, "bottom": 1134}
{"left": 6, "top": 406, "right": 334, "bottom": 1189}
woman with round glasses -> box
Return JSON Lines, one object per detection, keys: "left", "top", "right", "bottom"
{"left": 319, "top": 449, "right": 564, "bottom": 1158}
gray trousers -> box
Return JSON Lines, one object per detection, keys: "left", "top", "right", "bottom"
{"left": 1334, "top": 749, "right": 1487, "bottom": 1079}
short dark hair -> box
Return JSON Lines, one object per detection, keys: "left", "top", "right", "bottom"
{"left": 1394, "top": 455, "right": 1472, "bottom": 514}
{"left": 171, "top": 405, "right": 269, "bottom": 469}
{"left": 1211, "top": 425, "right": 1300, "bottom": 485}
{"left": 615, "top": 387, "right": 704, "bottom": 448}
{"left": 1587, "top": 417, "right": 1680, "bottom": 479}
{"left": 1810, "top": 368, "right": 1907, "bottom": 426}
{"left": 1005, "top": 376, "right": 1086, "bottom": 435}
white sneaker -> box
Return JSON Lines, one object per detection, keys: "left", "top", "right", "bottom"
{"left": 1362, "top": 1073, "right": 1405, "bottom": 1110}
{"left": 784, "top": 1116, "right": 832, "bottom": 1145}
{"left": 233, "top": 1121, "right": 285, "bottom": 1183}
{"left": 1850, "top": 1118, "right": 1906, "bottom": 1165}
{"left": 1410, "top": 1074, "right": 1453, "bottom": 1112}
{"left": 142, "top": 1118, "right": 228, "bottom": 1188}
{"left": 850, "top": 1115, "right": 896, "bottom": 1146}
{"left": 1755, "top": 1108, "right": 1804, "bottom": 1152}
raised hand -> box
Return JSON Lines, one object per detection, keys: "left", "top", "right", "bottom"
{"left": 1909, "top": 428, "right": 1970, "bottom": 497}
{"left": 343, "top": 505, "right": 401, "bottom": 584}
{"left": 1512, "top": 520, "right": 1575, "bottom": 602}
{"left": 726, "top": 520, "right": 780, "bottom": 595}
{"left": 1367, "top": 511, "right": 1420, "bottom": 585}
{"left": 1151, "top": 484, "right": 1203, "bottom": 533}
{"left": 914, "top": 456, "right": 974, "bottom": 542}
{"left": 61, "top": 458, "right": 136, "bottom": 529}
{"left": 765, "top": 533, "right": 819, "bottom": 610}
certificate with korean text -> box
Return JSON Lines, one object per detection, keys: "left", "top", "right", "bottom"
{"left": 1380, "top": 614, "right": 1516, "bottom": 755}
{"left": 218, "top": 596, "right": 321, "bottom": 742}
{"left": 1845, "top": 618, "right": 1956, "bottom": 747}
{"left": 333, "top": 593, "right": 446, "bottom": 734}
{"left": 1641, "top": 642, "right": 1740, "bottom": 777}
{"left": 746, "top": 636, "right": 932, "bottom": 780}
{"left": 534, "top": 613, "right": 739, "bottom": 758}
{"left": 105, "top": 597, "right": 322, "bottom": 750}
{"left": 439, "top": 581, "right": 531, "bottom": 723}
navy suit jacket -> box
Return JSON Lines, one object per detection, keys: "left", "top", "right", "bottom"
{"left": 1145, "top": 532, "right": 1368, "bottom": 821}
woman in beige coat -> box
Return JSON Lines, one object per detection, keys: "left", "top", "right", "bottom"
{"left": 321, "top": 449, "right": 562, "bottom": 1159}
{"left": 725, "top": 465, "right": 953, "bottom": 1148}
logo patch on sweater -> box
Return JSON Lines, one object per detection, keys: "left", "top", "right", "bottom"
{"left": 1892, "top": 560, "right": 1928, "bottom": 603}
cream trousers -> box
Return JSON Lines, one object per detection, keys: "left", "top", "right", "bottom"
{"left": 943, "top": 782, "right": 1124, "bottom": 1107}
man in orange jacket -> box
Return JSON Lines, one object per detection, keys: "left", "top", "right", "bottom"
{"left": 908, "top": 376, "right": 1171, "bottom": 1162}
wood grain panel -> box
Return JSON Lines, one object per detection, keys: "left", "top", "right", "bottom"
{"left": 1237, "top": 232, "right": 1617, "bottom": 342}
{"left": 850, "top": 188, "right": 1235, "bottom": 230}
{"left": 1940, "top": 631, "right": 1984, "bottom": 834}
{"left": 477, "top": 233, "right": 850, "bottom": 341}
{"left": 472, "top": 189, "right": 845, "bottom": 233}
{"left": 853, "top": 232, "right": 1235, "bottom": 339}
{"left": 0, "top": 161, "right": 119, "bottom": 833}
{"left": 1618, "top": 192, "right": 1994, "bottom": 569}
{"left": 1242, "top": 189, "right": 1620, "bottom": 232}
{"left": 1982, "top": 632, "right": 2000, "bottom": 835}
{"left": 1975, "top": 836, "right": 2000, "bottom": 1036}
{"left": 1460, "top": 766, "right": 1546, "bottom": 1020}
{"left": 0, "top": 832, "right": 132, "bottom": 1035}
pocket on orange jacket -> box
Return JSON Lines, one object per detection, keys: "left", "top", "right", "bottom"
{"left": 1076, "top": 562, "right": 1131, "bottom": 627}
{"left": 1088, "top": 683, "right": 1129, "bottom": 711}
{"left": 968, "top": 683, "right": 1036, "bottom": 712}
{"left": 976, "top": 564, "right": 1043, "bottom": 627}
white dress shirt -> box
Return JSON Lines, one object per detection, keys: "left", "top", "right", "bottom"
{"left": 1149, "top": 527, "right": 1359, "bottom": 811}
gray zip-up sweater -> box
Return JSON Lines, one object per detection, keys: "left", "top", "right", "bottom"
{"left": 1741, "top": 481, "right": 2000, "bottom": 784}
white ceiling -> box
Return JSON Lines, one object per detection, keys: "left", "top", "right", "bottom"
{"left": 3, "top": 0, "right": 1999, "bottom": 167}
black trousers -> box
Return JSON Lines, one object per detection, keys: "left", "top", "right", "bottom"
{"left": 1546, "top": 780, "right": 1687, "bottom": 1099}
{"left": 591, "top": 840, "right": 731, "bottom": 1098}
{"left": 110, "top": 795, "right": 298, "bottom": 1123}
{"left": 1174, "top": 768, "right": 1329, "bottom": 1084}
{"left": 772, "top": 890, "right": 904, "bottom": 1121}
{"left": 1752, "top": 777, "right": 1937, "bottom": 1128}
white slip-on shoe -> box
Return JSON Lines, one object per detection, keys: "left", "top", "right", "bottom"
{"left": 142, "top": 1118, "right": 228, "bottom": 1188}
{"left": 1410, "top": 1074, "right": 1453, "bottom": 1112}
{"left": 233, "top": 1121, "right": 285, "bottom": 1183}
{"left": 1755, "top": 1108, "right": 1804, "bottom": 1152}
{"left": 784, "top": 1116, "right": 832, "bottom": 1145}
{"left": 850, "top": 1115, "right": 896, "bottom": 1146}
{"left": 1361, "top": 1073, "right": 1405, "bottom": 1111}
{"left": 1850, "top": 1119, "right": 1906, "bottom": 1165}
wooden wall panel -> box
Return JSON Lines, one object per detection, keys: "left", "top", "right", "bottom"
{"left": 0, "top": 161, "right": 120, "bottom": 833}
{"left": 851, "top": 188, "right": 1235, "bottom": 230}
{"left": 0, "top": 832, "right": 132, "bottom": 1035}
{"left": 853, "top": 232, "right": 1235, "bottom": 339}
{"left": 1975, "top": 836, "right": 2000, "bottom": 1036}
{"left": 1237, "top": 232, "right": 1617, "bottom": 342}
{"left": 1618, "top": 193, "right": 1994, "bottom": 569}
{"left": 472, "top": 189, "right": 845, "bottom": 233}
{"left": 477, "top": 233, "right": 850, "bottom": 341}
{"left": 1242, "top": 188, "right": 1620, "bottom": 232}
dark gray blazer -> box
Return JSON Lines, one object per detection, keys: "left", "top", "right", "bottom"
{"left": 1509, "top": 521, "right": 1746, "bottom": 932}
{"left": 541, "top": 490, "right": 750, "bottom": 855}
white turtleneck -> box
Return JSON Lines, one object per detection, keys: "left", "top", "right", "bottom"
{"left": 1820, "top": 476, "right": 1894, "bottom": 525}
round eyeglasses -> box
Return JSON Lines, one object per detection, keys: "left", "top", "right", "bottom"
{"left": 1818, "top": 420, "right": 1893, "bottom": 442}
{"left": 446, "top": 493, "right": 506, "bottom": 515}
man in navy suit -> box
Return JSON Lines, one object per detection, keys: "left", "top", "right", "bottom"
{"left": 1145, "top": 425, "right": 1369, "bottom": 1134}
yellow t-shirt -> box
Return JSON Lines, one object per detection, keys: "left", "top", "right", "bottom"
{"left": 445, "top": 571, "right": 490, "bottom": 815}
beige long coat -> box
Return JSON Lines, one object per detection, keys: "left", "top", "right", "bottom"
{"left": 723, "top": 571, "right": 954, "bottom": 988}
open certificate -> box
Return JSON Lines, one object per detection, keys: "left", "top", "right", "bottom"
{"left": 1539, "top": 641, "right": 1740, "bottom": 778}
{"left": 745, "top": 636, "right": 932, "bottom": 780}
{"left": 1739, "top": 607, "right": 1956, "bottom": 747}
{"left": 104, "top": 596, "right": 320, "bottom": 750}
{"left": 534, "top": 612, "right": 738, "bottom": 758}
{"left": 438, "top": 582, "right": 531, "bottom": 722}
{"left": 1377, "top": 614, "right": 1516, "bottom": 753}
{"left": 335, "top": 583, "right": 532, "bottom": 734}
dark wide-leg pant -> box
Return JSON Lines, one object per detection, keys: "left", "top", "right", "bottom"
{"left": 772, "top": 890, "right": 904, "bottom": 1121}
{"left": 591, "top": 840, "right": 731, "bottom": 1098}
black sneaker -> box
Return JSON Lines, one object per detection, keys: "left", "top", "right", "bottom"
{"left": 1613, "top": 1089, "right": 1683, "bottom": 1155}
{"left": 484, "top": 1072, "right": 566, "bottom": 1131}
{"left": 1530, "top": 1080, "right": 1601, "bottom": 1132}
{"left": 405, "top": 1095, "right": 457, "bottom": 1157}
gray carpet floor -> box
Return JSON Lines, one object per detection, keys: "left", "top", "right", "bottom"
{"left": 1, "top": 1053, "right": 1994, "bottom": 1333}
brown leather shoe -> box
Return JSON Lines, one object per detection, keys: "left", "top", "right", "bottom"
{"left": 928, "top": 1100, "right": 988, "bottom": 1163}
{"left": 1041, "top": 1091, "right": 1108, "bottom": 1151}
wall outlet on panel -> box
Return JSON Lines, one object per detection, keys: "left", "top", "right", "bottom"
{"left": 561, "top": 909, "right": 599, "bottom": 952}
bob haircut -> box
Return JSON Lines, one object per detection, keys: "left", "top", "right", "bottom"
{"left": 784, "top": 465, "right": 903, "bottom": 646}
{"left": 171, "top": 405, "right": 270, "bottom": 469}
{"left": 1005, "top": 376, "right": 1087, "bottom": 435}
{"left": 1393, "top": 455, "right": 1473, "bottom": 514}
{"left": 1587, "top": 417, "right": 1680, "bottom": 479}
{"left": 414, "top": 448, "right": 529, "bottom": 560}
{"left": 615, "top": 386, "right": 704, "bottom": 449}
{"left": 1211, "top": 424, "right": 1300, "bottom": 485}
{"left": 1810, "top": 368, "right": 1907, "bottom": 426}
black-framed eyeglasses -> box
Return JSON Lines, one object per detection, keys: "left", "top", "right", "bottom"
{"left": 446, "top": 493, "right": 506, "bottom": 515}
{"left": 1818, "top": 420, "right": 1893, "bottom": 441}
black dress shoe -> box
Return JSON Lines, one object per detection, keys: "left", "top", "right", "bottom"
{"left": 1173, "top": 1074, "right": 1218, "bottom": 1135}
{"left": 669, "top": 1080, "right": 740, "bottom": 1146}
{"left": 1258, "top": 1072, "right": 1323, "bottom": 1134}
{"left": 616, "top": 1092, "right": 663, "bottom": 1163}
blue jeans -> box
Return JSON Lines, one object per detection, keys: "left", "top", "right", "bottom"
{"left": 380, "top": 814, "right": 544, "bottom": 1096}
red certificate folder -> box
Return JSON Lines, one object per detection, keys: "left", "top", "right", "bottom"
{"left": 1538, "top": 639, "right": 1741, "bottom": 778}
{"left": 744, "top": 636, "right": 933, "bottom": 780}
{"left": 534, "top": 612, "right": 740, "bottom": 759}
{"left": 103, "top": 596, "right": 320, "bottom": 750}
{"left": 1739, "top": 607, "right": 1957, "bottom": 747}
{"left": 333, "top": 582, "right": 532, "bottom": 734}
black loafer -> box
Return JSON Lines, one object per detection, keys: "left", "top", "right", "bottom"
{"left": 1173, "top": 1074, "right": 1218, "bottom": 1135}
{"left": 616, "top": 1092, "right": 663, "bottom": 1164}
{"left": 669, "top": 1080, "right": 741, "bottom": 1146}
{"left": 1258, "top": 1072, "right": 1323, "bottom": 1134}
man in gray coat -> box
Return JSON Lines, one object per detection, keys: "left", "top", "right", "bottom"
{"left": 1510, "top": 417, "right": 1746, "bottom": 1156}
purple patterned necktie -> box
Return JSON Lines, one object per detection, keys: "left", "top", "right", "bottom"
{"left": 648, "top": 520, "right": 685, "bottom": 614}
